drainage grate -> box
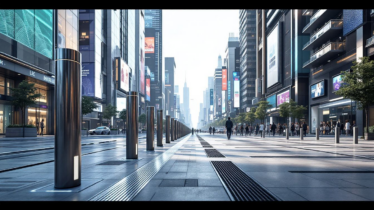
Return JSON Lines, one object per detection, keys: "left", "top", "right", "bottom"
{"left": 250, "top": 156, "right": 351, "bottom": 158}
{"left": 211, "top": 161, "right": 279, "bottom": 201}
{"left": 205, "top": 149, "right": 225, "bottom": 158}
{"left": 289, "top": 171, "right": 374, "bottom": 173}
{"left": 97, "top": 161, "right": 129, "bottom": 165}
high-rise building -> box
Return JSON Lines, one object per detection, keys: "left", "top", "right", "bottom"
{"left": 213, "top": 67, "right": 222, "bottom": 119}
{"left": 239, "top": 10, "right": 256, "bottom": 113}
{"left": 135, "top": 10, "right": 146, "bottom": 115}
{"left": 165, "top": 57, "right": 176, "bottom": 117}
{"left": 183, "top": 78, "right": 190, "bottom": 127}
{"left": 145, "top": 10, "right": 163, "bottom": 112}
{"left": 207, "top": 76, "right": 214, "bottom": 123}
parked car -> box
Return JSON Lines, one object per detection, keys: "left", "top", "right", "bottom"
{"left": 89, "top": 126, "right": 111, "bottom": 135}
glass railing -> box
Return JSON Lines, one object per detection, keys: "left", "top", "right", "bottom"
{"left": 303, "top": 19, "right": 343, "bottom": 49}
{"left": 366, "top": 35, "right": 374, "bottom": 47}
{"left": 303, "top": 9, "right": 327, "bottom": 32}
{"left": 303, "top": 42, "right": 345, "bottom": 67}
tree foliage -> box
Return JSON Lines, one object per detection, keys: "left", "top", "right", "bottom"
{"left": 10, "top": 80, "right": 42, "bottom": 127}
{"left": 82, "top": 96, "right": 98, "bottom": 115}
{"left": 245, "top": 107, "right": 257, "bottom": 125}
{"left": 335, "top": 57, "right": 374, "bottom": 133}
{"left": 138, "top": 114, "right": 146, "bottom": 124}
{"left": 102, "top": 104, "right": 118, "bottom": 124}
{"left": 255, "top": 100, "right": 272, "bottom": 123}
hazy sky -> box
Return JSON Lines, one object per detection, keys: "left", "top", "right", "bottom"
{"left": 163, "top": 10, "right": 239, "bottom": 128}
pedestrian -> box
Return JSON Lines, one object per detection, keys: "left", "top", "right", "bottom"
{"left": 325, "top": 122, "right": 330, "bottom": 135}
{"left": 36, "top": 120, "right": 39, "bottom": 135}
{"left": 302, "top": 121, "right": 307, "bottom": 137}
{"left": 225, "top": 117, "right": 233, "bottom": 140}
{"left": 345, "top": 120, "right": 351, "bottom": 136}
{"left": 209, "top": 126, "right": 212, "bottom": 135}
{"left": 235, "top": 125, "right": 238, "bottom": 136}
{"left": 245, "top": 124, "right": 249, "bottom": 136}
{"left": 271, "top": 122, "right": 276, "bottom": 136}
{"left": 213, "top": 127, "right": 216, "bottom": 135}
{"left": 278, "top": 123, "right": 282, "bottom": 136}
{"left": 40, "top": 119, "right": 45, "bottom": 136}
{"left": 295, "top": 122, "right": 299, "bottom": 136}
{"left": 267, "top": 124, "right": 271, "bottom": 136}
{"left": 255, "top": 124, "right": 259, "bottom": 136}
{"left": 259, "top": 122, "right": 264, "bottom": 137}
{"left": 291, "top": 123, "right": 295, "bottom": 136}
{"left": 340, "top": 120, "right": 345, "bottom": 135}
{"left": 240, "top": 124, "right": 243, "bottom": 136}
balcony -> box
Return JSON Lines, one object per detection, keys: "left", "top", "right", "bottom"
{"left": 303, "top": 42, "right": 345, "bottom": 69}
{"left": 366, "top": 35, "right": 374, "bottom": 48}
{"left": 303, "top": 19, "right": 343, "bottom": 51}
{"left": 302, "top": 9, "right": 341, "bottom": 34}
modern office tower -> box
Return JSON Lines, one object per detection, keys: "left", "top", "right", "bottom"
{"left": 0, "top": 10, "right": 77, "bottom": 135}
{"left": 207, "top": 76, "right": 214, "bottom": 123}
{"left": 165, "top": 57, "right": 176, "bottom": 118}
{"left": 224, "top": 34, "right": 240, "bottom": 117}
{"left": 302, "top": 9, "right": 372, "bottom": 135}
{"left": 136, "top": 10, "right": 146, "bottom": 115}
{"left": 239, "top": 10, "right": 257, "bottom": 113}
{"left": 145, "top": 10, "right": 163, "bottom": 112}
{"left": 213, "top": 67, "right": 222, "bottom": 119}
{"left": 183, "top": 78, "right": 190, "bottom": 127}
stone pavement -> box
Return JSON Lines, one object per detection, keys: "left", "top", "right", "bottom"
{"left": 0, "top": 132, "right": 373, "bottom": 201}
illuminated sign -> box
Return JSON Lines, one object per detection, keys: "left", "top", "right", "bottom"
{"left": 222, "top": 69, "right": 227, "bottom": 90}
{"left": 145, "top": 37, "right": 154, "bottom": 53}
{"left": 222, "top": 91, "right": 226, "bottom": 113}
{"left": 228, "top": 81, "right": 231, "bottom": 100}
{"left": 233, "top": 71, "right": 240, "bottom": 108}
{"left": 267, "top": 24, "right": 279, "bottom": 88}
{"left": 333, "top": 74, "right": 343, "bottom": 92}
{"left": 311, "top": 80, "right": 325, "bottom": 99}
{"left": 277, "top": 90, "right": 289, "bottom": 106}
{"left": 146, "top": 78, "right": 151, "bottom": 101}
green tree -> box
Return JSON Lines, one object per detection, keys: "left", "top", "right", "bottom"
{"left": 292, "top": 105, "right": 307, "bottom": 123}
{"left": 82, "top": 96, "right": 98, "bottom": 115}
{"left": 335, "top": 57, "right": 374, "bottom": 135}
{"left": 138, "top": 114, "right": 146, "bottom": 128}
{"left": 279, "top": 100, "right": 291, "bottom": 127}
{"left": 119, "top": 109, "right": 127, "bottom": 131}
{"left": 236, "top": 113, "right": 246, "bottom": 124}
{"left": 102, "top": 104, "right": 118, "bottom": 127}
{"left": 255, "top": 100, "right": 272, "bottom": 124}
{"left": 245, "top": 107, "right": 257, "bottom": 126}
{"left": 10, "top": 80, "right": 42, "bottom": 137}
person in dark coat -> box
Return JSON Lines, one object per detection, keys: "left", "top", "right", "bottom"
{"left": 291, "top": 123, "right": 295, "bottom": 136}
{"left": 245, "top": 125, "right": 249, "bottom": 136}
{"left": 209, "top": 126, "right": 212, "bottom": 135}
{"left": 240, "top": 125, "right": 244, "bottom": 136}
{"left": 271, "top": 123, "right": 276, "bottom": 136}
{"left": 213, "top": 127, "right": 216, "bottom": 135}
{"left": 303, "top": 122, "right": 307, "bottom": 137}
{"left": 225, "top": 117, "right": 233, "bottom": 140}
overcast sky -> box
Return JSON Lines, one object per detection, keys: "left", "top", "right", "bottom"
{"left": 163, "top": 9, "right": 239, "bottom": 128}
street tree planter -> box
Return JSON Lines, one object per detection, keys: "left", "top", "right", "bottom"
{"left": 6, "top": 127, "right": 37, "bottom": 137}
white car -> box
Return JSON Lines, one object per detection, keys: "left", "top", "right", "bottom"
{"left": 89, "top": 126, "right": 111, "bottom": 135}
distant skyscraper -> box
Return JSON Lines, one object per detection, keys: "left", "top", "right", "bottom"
{"left": 225, "top": 33, "right": 239, "bottom": 117}
{"left": 165, "top": 57, "right": 176, "bottom": 117}
{"left": 218, "top": 55, "right": 222, "bottom": 68}
{"left": 183, "top": 77, "right": 190, "bottom": 127}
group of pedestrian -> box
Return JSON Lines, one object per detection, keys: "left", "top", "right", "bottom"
{"left": 268, "top": 121, "right": 308, "bottom": 137}
{"left": 209, "top": 126, "right": 216, "bottom": 135}
{"left": 232, "top": 123, "right": 267, "bottom": 137}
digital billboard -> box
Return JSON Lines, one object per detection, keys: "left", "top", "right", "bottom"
{"left": 266, "top": 94, "right": 276, "bottom": 109}
{"left": 116, "top": 58, "right": 130, "bottom": 93}
{"left": 311, "top": 80, "right": 325, "bottom": 99}
{"left": 145, "top": 37, "right": 154, "bottom": 53}
{"left": 140, "top": 48, "right": 145, "bottom": 94}
{"left": 222, "top": 91, "right": 226, "bottom": 113}
{"left": 210, "top": 89, "right": 213, "bottom": 105}
{"left": 222, "top": 69, "right": 227, "bottom": 90}
{"left": 146, "top": 78, "right": 151, "bottom": 101}
{"left": 267, "top": 24, "right": 279, "bottom": 88}
{"left": 343, "top": 10, "right": 363, "bottom": 36}
{"left": 332, "top": 74, "right": 343, "bottom": 92}
{"left": 233, "top": 71, "right": 240, "bottom": 108}
{"left": 81, "top": 62, "right": 95, "bottom": 97}
{"left": 228, "top": 81, "right": 231, "bottom": 100}
{"left": 277, "top": 90, "right": 289, "bottom": 106}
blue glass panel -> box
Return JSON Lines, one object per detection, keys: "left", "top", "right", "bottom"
{"left": 343, "top": 10, "right": 363, "bottom": 36}
{"left": 15, "top": 9, "right": 35, "bottom": 50}
{"left": 35, "top": 10, "right": 53, "bottom": 59}
{"left": 0, "top": 10, "right": 15, "bottom": 39}
{"left": 266, "top": 95, "right": 276, "bottom": 108}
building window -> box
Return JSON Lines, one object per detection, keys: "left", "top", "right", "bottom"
{"left": 0, "top": 76, "right": 4, "bottom": 95}
{"left": 6, "top": 79, "right": 14, "bottom": 96}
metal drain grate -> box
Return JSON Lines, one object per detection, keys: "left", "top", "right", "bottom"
{"left": 289, "top": 171, "right": 374, "bottom": 173}
{"left": 211, "top": 161, "right": 279, "bottom": 201}
{"left": 97, "top": 161, "right": 129, "bottom": 165}
{"left": 205, "top": 149, "right": 225, "bottom": 157}
{"left": 250, "top": 156, "right": 351, "bottom": 158}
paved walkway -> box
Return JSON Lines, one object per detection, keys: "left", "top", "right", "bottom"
{"left": 0, "top": 133, "right": 373, "bottom": 201}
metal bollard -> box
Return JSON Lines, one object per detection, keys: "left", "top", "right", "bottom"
{"left": 335, "top": 126, "right": 340, "bottom": 143}
{"left": 316, "top": 128, "right": 319, "bottom": 140}
{"left": 171, "top": 118, "right": 175, "bottom": 141}
{"left": 126, "top": 91, "right": 139, "bottom": 159}
{"left": 166, "top": 115, "right": 170, "bottom": 143}
{"left": 300, "top": 128, "right": 303, "bottom": 140}
{"left": 157, "top": 110, "right": 163, "bottom": 146}
{"left": 286, "top": 128, "right": 289, "bottom": 140}
{"left": 146, "top": 106, "right": 155, "bottom": 150}
{"left": 353, "top": 126, "right": 358, "bottom": 144}
{"left": 55, "top": 48, "right": 82, "bottom": 189}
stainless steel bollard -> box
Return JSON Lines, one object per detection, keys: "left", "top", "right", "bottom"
{"left": 146, "top": 106, "right": 155, "bottom": 150}
{"left": 157, "top": 110, "right": 163, "bottom": 146}
{"left": 335, "top": 126, "right": 340, "bottom": 143}
{"left": 55, "top": 48, "right": 82, "bottom": 189}
{"left": 126, "top": 91, "right": 139, "bottom": 159}
{"left": 316, "top": 128, "right": 320, "bottom": 140}
{"left": 166, "top": 115, "right": 170, "bottom": 143}
{"left": 171, "top": 118, "right": 175, "bottom": 141}
{"left": 286, "top": 128, "right": 289, "bottom": 140}
{"left": 300, "top": 128, "right": 303, "bottom": 140}
{"left": 353, "top": 126, "right": 358, "bottom": 144}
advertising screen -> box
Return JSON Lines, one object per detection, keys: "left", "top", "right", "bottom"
{"left": 140, "top": 48, "right": 145, "bottom": 94}
{"left": 146, "top": 78, "right": 151, "bottom": 101}
{"left": 267, "top": 24, "right": 279, "bottom": 88}
{"left": 333, "top": 74, "right": 342, "bottom": 92}
{"left": 228, "top": 81, "right": 231, "bottom": 100}
{"left": 119, "top": 58, "right": 130, "bottom": 92}
{"left": 222, "top": 91, "right": 226, "bottom": 113}
{"left": 81, "top": 62, "right": 95, "bottom": 97}
{"left": 311, "top": 80, "right": 325, "bottom": 99}
{"left": 277, "top": 90, "right": 289, "bottom": 106}
{"left": 145, "top": 37, "right": 154, "bottom": 53}
{"left": 222, "top": 69, "right": 227, "bottom": 90}
{"left": 210, "top": 89, "right": 213, "bottom": 105}
{"left": 233, "top": 72, "right": 240, "bottom": 108}
{"left": 267, "top": 95, "right": 276, "bottom": 109}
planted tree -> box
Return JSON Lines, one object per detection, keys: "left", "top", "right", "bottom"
{"left": 279, "top": 100, "right": 292, "bottom": 128}
{"left": 335, "top": 56, "right": 374, "bottom": 137}
{"left": 245, "top": 107, "right": 257, "bottom": 126}
{"left": 255, "top": 100, "right": 272, "bottom": 124}
{"left": 102, "top": 104, "right": 118, "bottom": 127}
{"left": 119, "top": 109, "right": 127, "bottom": 132}
{"left": 82, "top": 96, "right": 98, "bottom": 115}
{"left": 138, "top": 114, "right": 146, "bottom": 129}
{"left": 10, "top": 80, "right": 42, "bottom": 137}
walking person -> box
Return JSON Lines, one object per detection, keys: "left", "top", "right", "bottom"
{"left": 267, "top": 124, "right": 271, "bottom": 136}
{"left": 245, "top": 125, "right": 249, "bottom": 136}
{"left": 271, "top": 122, "right": 276, "bottom": 136}
{"left": 40, "top": 119, "right": 45, "bottom": 136}
{"left": 255, "top": 124, "right": 259, "bottom": 136}
{"left": 278, "top": 123, "right": 282, "bottom": 136}
{"left": 340, "top": 120, "right": 345, "bottom": 135}
{"left": 209, "top": 126, "right": 212, "bottom": 135}
{"left": 325, "top": 122, "right": 330, "bottom": 135}
{"left": 213, "top": 127, "right": 216, "bottom": 135}
{"left": 259, "top": 122, "right": 264, "bottom": 137}
{"left": 225, "top": 117, "right": 233, "bottom": 140}
{"left": 295, "top": 122, "right": 299, "bottom": 136}
{"left": 345, "top": 120, "right": 351, "bottom": 136}
{"left": 36, "top": 120, "right": 39, "bottom": 135}
{"left": 239, "top": 124, "right": 243, "bottom": 136}
{"left": 291, "top": 123, "right": 295, "bottom": 136}
{"left": 235, "top": 125, "right": 238, "bottom": 136}
{"left": 302, "top": 121, "right": 307, "bottom": 137}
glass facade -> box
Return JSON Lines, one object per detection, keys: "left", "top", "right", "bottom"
{"left": 0, "top": 9, "right": 53, "bottom": 58}
{"left": 57, "top": 9, "right": 79, "bottom": 51}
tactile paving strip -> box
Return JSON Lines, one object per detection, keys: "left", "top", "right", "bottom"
{"left": 211, "top": 161, "right": 279, "bottom": 201}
